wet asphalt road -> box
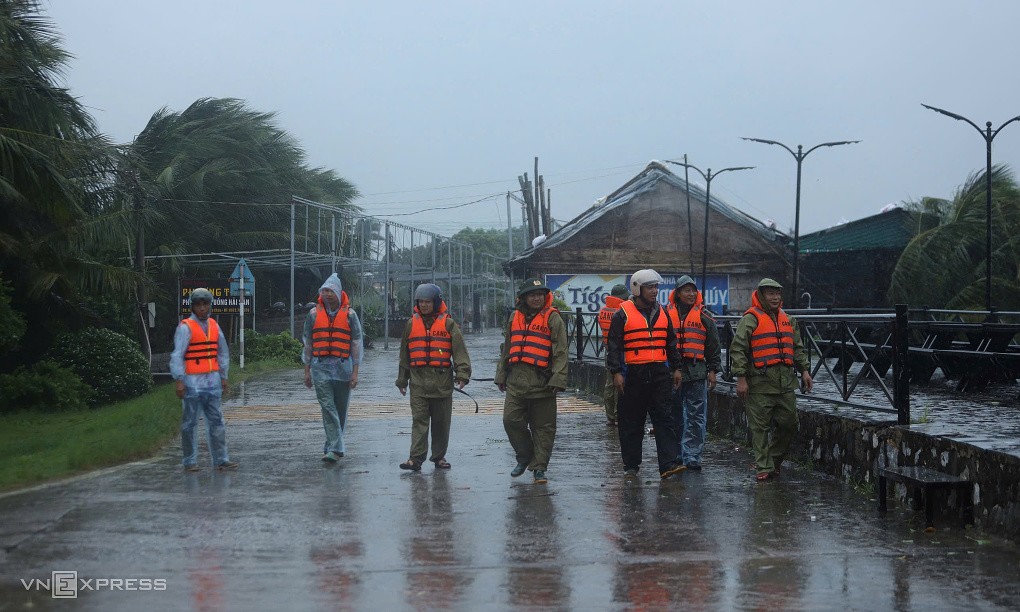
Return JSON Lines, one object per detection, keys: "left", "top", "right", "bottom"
{"left": 1, "top": 331, "right": 1019, "bottom": 611}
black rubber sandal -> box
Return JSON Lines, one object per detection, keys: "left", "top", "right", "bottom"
{"left": 399, "top": 459, "right": 422, "bottom": 471}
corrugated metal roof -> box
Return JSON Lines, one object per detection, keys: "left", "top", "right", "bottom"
{"left": 798, "top": 208, "right": 934, "bottom": 253}
{"left": 507, "top": 161, "right": 787, "bottom": 265}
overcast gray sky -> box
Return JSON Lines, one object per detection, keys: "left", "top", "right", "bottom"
{"left": 45, "top": 0, "right": 1020, "bottom": 237}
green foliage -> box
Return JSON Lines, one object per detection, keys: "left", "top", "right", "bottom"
{"left": 890, "top": 165, "right": 1020, "bottom": 309}
{"left": 244, "top": 330, "right": 302, "bottom": 363}
{"left": 0, "top": 275, "right": 26, "bottom": 353}
{"left": 552, "top": 296, "right": 568, "bottom": 310}
{"left": 0, "top": 382, "right": 179, "bottom": 490}
{"left": 0, "top": 0, "right": 133, "bottom": 301}
{"left": 358, "top": 303, "right": 384, "bottom": 344}
{"left": 451, "top": 226, "right": 528, "bottom": 260}
{"left": 0, "top": 360, "right": 94, "bottom": 413}
{"left": 47, "top": 328, "right": 152, "bottom": 406}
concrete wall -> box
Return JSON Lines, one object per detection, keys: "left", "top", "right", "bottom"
{"left": 569, "top": 359, "right": 1020, "bottom": 541}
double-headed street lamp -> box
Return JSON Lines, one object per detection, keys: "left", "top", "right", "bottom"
{"left": 742, "top": 136, "right": 860, "bottom": 303}
{"left": 664, "top": 159, "right": 753, "bottom": 291}
{"left": 922, "top": 103, "right": 1020, "bottom": 312}
{"left": 741, "top": 137, "right": 859, "bottom": 307}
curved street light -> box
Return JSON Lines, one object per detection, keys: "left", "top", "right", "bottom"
{"left": 741, "top": 137, "right": 860, "bottom": 307}
{"left": 922, "top": 103, "right": 1020, "bottom": 312}
{"left": 664, "top": 159, "right": 754, "bottom": 291}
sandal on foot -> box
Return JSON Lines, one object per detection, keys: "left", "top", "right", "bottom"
{"left": 399, "top": 459, "right": 422, "bottom": 472}
{"left": 434, "top": 458, "right": 452, "bottom": 469}
{"left": 756, "top": 471, "right": 773, "bottom": 482}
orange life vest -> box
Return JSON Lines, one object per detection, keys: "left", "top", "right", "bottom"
{"left": 744, "top": 291, "right": 795, "bottom": 368}
{"left": 182, "top": 317, "right": 220, "bottom": 375}
{"left": 598, "top": 295, "right": 626, "bottom": 345}
{"left": 312, "top": 292, "right": 352, "bottom": 359}
{"left": 619, "top": 299, "right": 668, "bottom": 365}
{"left": 408, "top": 306, "right": 452, "bottom": 368}
{"left": 508, "top": 292, "right": 554, "bottom": 369}
{"left": 666, "top": 290, "right": 707, "bottom": 361}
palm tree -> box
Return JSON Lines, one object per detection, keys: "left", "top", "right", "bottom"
{"left": 117, "top": 97, "right": 360, "bottom": 345}
{"left": 0, "top": 0, "right": 135, "bottom": 300}
{"left": 121, "top": 98, "right": 358, "bottom": 264}
{"left": 0, "top": 0, "right": 142, "bottom": 368}
{"left": 889, "top": 164, "right": 1020, "bottom": 309}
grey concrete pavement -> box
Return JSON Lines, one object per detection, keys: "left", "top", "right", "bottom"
{"left": 1, "top": 331, "right": 1019, "bottom": 610}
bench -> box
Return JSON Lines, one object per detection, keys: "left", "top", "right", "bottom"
{"left": 878, "top": 466, "right": 974, "bottom": 528}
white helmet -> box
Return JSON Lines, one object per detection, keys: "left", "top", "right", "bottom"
{"left": 629, "top": 269, "right": 663, "bottom": 297}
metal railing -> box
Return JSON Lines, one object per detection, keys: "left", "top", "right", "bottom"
{"left": 562, "top": 304, "right": 1020, "bottom": 425}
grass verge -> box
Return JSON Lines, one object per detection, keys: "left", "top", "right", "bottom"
{"left": 0, "top": 358, "right": 299, "bottom": 492}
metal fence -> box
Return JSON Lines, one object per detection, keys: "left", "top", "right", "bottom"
{"left": 562, "top": 304, "right": 1020, "bottom": 425}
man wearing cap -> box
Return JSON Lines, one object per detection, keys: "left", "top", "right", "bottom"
{"left": 495, "top": 277, "right": 568, "bottom": 484}
{"left": 598, "top": 283, "right": 630, "bottom": 427}
{"left": 665, "top": 275, "right": 722, "bottom": 471}
{"left": 303, "top": 273, "right": 364, "bottom": 463}
{"left": 730, "top": 278, "right": 813, "bottom": 482}
{"left": 606, "top": 269, "right": 686, "bottom": 480}
{"left": 170, "top": 288, "right": 237, "bottom": 472}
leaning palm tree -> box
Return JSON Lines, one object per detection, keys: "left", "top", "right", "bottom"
{"left": 0, "top": 0, "right": 137, "bottom": 360}
{"left": 116, "top": 97, "right": 360, "bottom": 345}
{"left": 890, "top": 164, "right": 1020, "bottom": 310}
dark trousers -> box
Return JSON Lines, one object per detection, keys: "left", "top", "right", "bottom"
{"left": 617, "top": 371, "right": 680, "bottom": 473}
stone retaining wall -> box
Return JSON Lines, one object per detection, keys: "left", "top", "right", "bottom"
{"left": 569, "top": 359, "right": 1020, "bottom": 541}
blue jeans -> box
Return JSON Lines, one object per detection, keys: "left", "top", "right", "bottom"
{"left": 313, "top": 378, "right": 351, "bottom": 454}
{"left": 181, "top": 387, "right": 230, "bottom": 466}
{"left": 671, "top": 378, "right": 707, "bottom": 466}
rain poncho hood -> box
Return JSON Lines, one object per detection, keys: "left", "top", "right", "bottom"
{"left": 317, "top": 273, "right": 348, "bottom": 314}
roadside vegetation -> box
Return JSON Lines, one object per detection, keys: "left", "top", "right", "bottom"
{"left": 0, "top": 332, "right": 301, "bottom": 491}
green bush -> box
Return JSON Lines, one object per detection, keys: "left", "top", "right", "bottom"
{"left": 0, "top": 361, "right": 94, "bottom": 413}
{"left": 0, "top": 274, "right": 26, "bottom": 354}
{"left": 47, "top": 328, "right": 152, "bottom": 406}
{"left": 244, "top": 330, "right": 303, "bottom": 363}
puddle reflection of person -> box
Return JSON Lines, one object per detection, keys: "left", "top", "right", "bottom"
{"left": 735, "top": 483, "right": 806, "bottom": 609}
{"left": 503, "top": 487, "right": 569, "bottom": 607}
{"left": 610, "top": 487, "right": 674, "bottom": 608}
{"left": 403, "top": 472, "right": 470, "bottom": 610}
{"left": 309, "top": 467, "right": 364, "bottom": 606}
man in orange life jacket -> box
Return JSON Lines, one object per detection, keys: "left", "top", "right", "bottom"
{"left": 170, "top": 287, "right": 237, "bottom": 472}
{"left": 606, "top": 269, "right": 686, "bottom": 480}
{"left": 495, "top": 278, "right": 568, "bottom": 484}
{"left": 302, "top": 273, "right": 364, "bottom": 462}
{"left": 730, "top": 278, "right": 813, "bottom": 482}
{"left": 598, "top": 283, "right": 630, "bottom": 427}
{"left": 665, "top": 275, "right": 721, "bottom": 471}
{"left": 396, "top": 283, "right": 472, "bottom": 471}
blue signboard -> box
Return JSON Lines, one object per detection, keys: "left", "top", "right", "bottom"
{"left": 545, "top": 273, "right": 730, "bottom": 314}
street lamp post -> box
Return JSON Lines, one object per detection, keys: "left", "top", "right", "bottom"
{"left": 921, "top": 103, "right": 1020, "bottom": 312}
{"left": 741, "top": 137, "right": 859, "bottom": 307}
{"left": 664, "top": 159, "right": 753, "bottom": 291}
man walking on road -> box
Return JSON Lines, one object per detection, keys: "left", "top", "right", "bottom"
{"left": 495, "top": 278, "right": 568, "bottom": 484}
{"left": 730, "top": 278, "right": 813, "bottom": 482}
{"left": 606, "top": 269, "right": 686, "bottom": 480}
{"left": 598, "top": 283, "right": 630, "bottom": 427}
{"left": 665, "top": 275, "right": 721, "bottom": 471}
{"left": 303, "top": 273, "right": 363, "bottom": 463}
{"left": 170, "top": 287, "right": 238, "bottom": 472}
{"left": 395, "top": 283, "right": 471, "bottom": 471}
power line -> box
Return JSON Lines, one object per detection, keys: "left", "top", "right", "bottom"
{"left": 372, "top": 193, "right": 503, "bottom": 217}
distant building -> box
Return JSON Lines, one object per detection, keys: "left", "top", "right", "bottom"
{"left": 798, "top": 208, "right": 938, "bottom": 308}
{"left": 503, "top": 162, "right": 790, "bottom": 313}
